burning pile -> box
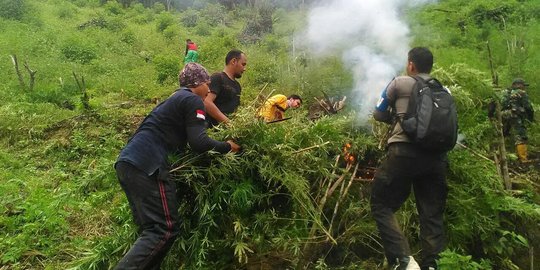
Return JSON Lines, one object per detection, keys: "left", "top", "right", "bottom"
{"left": 168, "top": 107, "right": 383, "bottom": 269}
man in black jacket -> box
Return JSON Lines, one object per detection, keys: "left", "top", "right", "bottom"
{"left": 114, "top": 63, "right": 240, "bottom": 270}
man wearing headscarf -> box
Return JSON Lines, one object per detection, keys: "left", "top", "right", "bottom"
{"left": 114, "top": 63, "right": 241, "bottom": 269}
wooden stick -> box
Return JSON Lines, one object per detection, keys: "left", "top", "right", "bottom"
{"left": 256, "top": 82, "right": 269, "bottom": 99}
{"left": 313, "top": 97, "right": 332, "bottom": 115}
{"left": 486, "top": 41, "right": 498, "bottom": 86}
{"left": 11, "top": 54, "right": 26, "bottom": 89}
{"left": 73, "top": 71, "right": 82, "bottom": 91}
{"left": 266, "top": 117, "right": 292, "bottom": 124}
{"left": 486, "top": 41, "right": 511, "bottom": 190}
{"left": 321, "top": 91, "right": 337, "bottom": 113}
{"left": 328, "top": 163, "right": 358, "bottom": 238}
{"left": 456, "top": 142, "right": 493, "bottom": 162}
{"left": 327, "top": 166, "right": 347, "bottom": 238}
{"left": 530, "top": 246, "right": 534, "bottom": 270}
{"left": 319, "top": 155, "right": 340, "bottom": 199}
{"left": 253, "top": 88, "right": 275, "bottom": 118}
{"left": 23, "top": 61, "right": 37, "bottom": 91}
{"left": 250, "top": 82, "right": 269, "bottom": 108}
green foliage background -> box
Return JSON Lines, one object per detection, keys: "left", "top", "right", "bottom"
{"left": 0, "top": 0, "right": 539, "bottom": 269}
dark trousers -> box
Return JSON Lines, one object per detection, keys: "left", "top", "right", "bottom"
{"left": 370, "top": 143, "right": 448, "bottom": 268}
{"left": 115, "top": 162, "right": 180, "bottom": 270}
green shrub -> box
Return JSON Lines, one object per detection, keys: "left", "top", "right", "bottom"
{"left": 0, "top": 102, "right": 76, "bottom": 143}
{"left": 130, "top": 2, "right": 154, "bottom": 24}
{"left": 194, "top": 21, "right": 211, "bottom": 36}
{"left": 104, "top": 0, "right": 124, "bottom": 15}
{"left": 0, "top": 188, "right": 71, "bottom": 265}
{"left": 76, "top": 13, "right": 125, "bottom": 32}
{"left": 120, "top": 29, "right": 136, "bottom": 44}
{"left": 438, "top": 250, "right": 492, "bottom": 270}
{"left": 201, "top": 3, "right": 228, "bottom": 26}
{"left": 105, "top": 15, "right": 127, "bottom": 31}
{"left": 197, "top": 33, "right": 239, "bottom": 70}
{"left": 181, "top": 8, "right": 199, "bottom": 27}
{"left": 153, "top": 2, "right": 165, "bottom": 13}
{"left": 154, "top": 54, "right": 180, "bottom": 84}
{"left": 61, "top": 37, "right": 98, "bottom": 64}
{"left": 162, "top": 25, "right": 178, "bottom": 41}
{"left": 262, "top": 34, "right": 287, "bottom": 54}
{"left": 131, "top": 2, "right": 145, "bottom": 13}
{"left": 27, "top": 86, "right": 77, "bottom": 109}
{"left": 156, "top": 12, "right": 174, "bottom": 32}
{"left": 0, "top": 0, "right": 26, "bottom": 20}
{"left": 56, "top": 4, "right": 78, "bottom": 19}
{"left": 243, "top": 52, "right": 278, "bottom": 85}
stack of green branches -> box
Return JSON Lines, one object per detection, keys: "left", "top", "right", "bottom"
{"left": 164, "top": 106, "right": 381, "bottom": 269}
{"left": 157, "top": 66, "right": 540, "bottom": 269}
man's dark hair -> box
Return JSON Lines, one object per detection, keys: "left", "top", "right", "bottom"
{"left": 288, "top": 94, "right": 302, "bottom": 103}
{"left": 225, "top": 49, "right": 244, "bottom": 65}
{"left": 408, "top": 47, "right": 433, "bottom": 74}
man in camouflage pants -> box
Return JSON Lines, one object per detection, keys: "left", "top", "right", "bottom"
{"left": 501, "top": 78, "right": 534, "bottom": 162}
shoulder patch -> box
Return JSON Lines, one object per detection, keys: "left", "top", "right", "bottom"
{"left": 196, "top": 109, "right": 206, "bottom": 120}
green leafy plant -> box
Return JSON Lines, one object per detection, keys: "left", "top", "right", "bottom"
{"left": 61, "top": 37, "right": 98, "bottom": 64}
{"left": 0, "top": 0, "right": 27, "bottom": 20}
{"left": 153, "top": 54, "right": 180, "bottom": 84}
{"left": 181, "top": 8, "right": 199, "bottom": 27}
{"left": 438, "top": 250, "right": 492, "bottom": 270}
{"left": 156, "top": 12, "right": 174, "bottom": 33}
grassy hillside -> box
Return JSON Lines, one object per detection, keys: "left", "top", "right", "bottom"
{"left": 0, "top": 0, "right": 539, "bottom": 269}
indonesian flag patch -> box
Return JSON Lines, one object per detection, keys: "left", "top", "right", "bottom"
{"left": 196, "top": 109, "right": 206, "bottom": 120}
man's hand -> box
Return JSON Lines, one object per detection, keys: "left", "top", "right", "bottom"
{"left": 227, "top": 140, "right": 241, "bottom": 153}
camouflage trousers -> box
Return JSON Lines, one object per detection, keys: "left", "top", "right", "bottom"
{"left": 502, "top": 117, "right": 528, "bottom": 144}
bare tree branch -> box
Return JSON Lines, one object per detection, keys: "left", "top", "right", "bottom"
{"left": 23, "top": 61, "right": 37, "bottom": 91}
{"left": 10, "top": 54, "right": 27, "bottom": 90}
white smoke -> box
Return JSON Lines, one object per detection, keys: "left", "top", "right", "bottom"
{"left": 301, "top": 0, "right": 435, "bottom": 123}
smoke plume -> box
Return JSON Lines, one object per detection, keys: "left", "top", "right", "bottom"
{"left": 301, "top": 0, "right": 435, "bottom": 123}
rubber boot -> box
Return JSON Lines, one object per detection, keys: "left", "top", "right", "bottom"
{"left": 516, "top": 144, "right": 528, "bottom": 163}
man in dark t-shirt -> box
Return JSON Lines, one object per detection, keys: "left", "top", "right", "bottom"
{"left": 204, "top": 49, "right": 247, "bottom": 126}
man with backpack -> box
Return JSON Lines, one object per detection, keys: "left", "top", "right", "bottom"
{"left": 371, "top": 47, "right": 457, "bottom": 270}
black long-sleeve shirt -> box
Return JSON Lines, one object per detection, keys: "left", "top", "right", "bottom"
{"left": 117, "top": 88, "right": 230, "bottom": 175}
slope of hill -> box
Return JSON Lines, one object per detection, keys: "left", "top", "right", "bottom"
{"left": 0, "top": 0, "right": 538, "bottom": 269}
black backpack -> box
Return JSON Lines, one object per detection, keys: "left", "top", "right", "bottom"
{"left": 400, "top": 75, "right": 458, "bottom": 152}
